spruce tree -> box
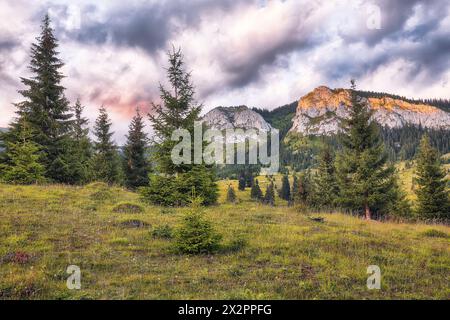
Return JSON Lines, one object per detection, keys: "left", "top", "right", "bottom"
{"left": 313, "top": 148, "right": 339, "bottom": 209}
{"left": 238, "top": 176, "right": 246, "bottom": 191}
{"left": 336, "top": 81, "right": 400, "bottom": 220}
{"left": 415, "top": 136, "right": 449, "bottom": 220}
{"left": 251, "top": 179, "right": 263, "bottom": 201}
{"left": 279, "top": 174, "right": 291, "bottom": 201}
{"left": 293, "top": 172, "right": 311, "bottom": 205}
{"left": 226, "top": 184, "right": 237, "bottom": 203}
{"left": 0, "top": 121, "right": 46, "bottom": 185}
{"left": 263, "top": 180, "right": 276, "bottom": 206}
{"left": 3, "top": 15, "right": 74, "bottom": 183}
{"left": 149, "top": 48, "right": 202, "bottom": 175}
{"left": 147, "top": 48, "right": 217, "bottom": 205}
{"left": 123, "top": 109, "right": 150, "bottom": 189}
{"left": 91, "top": 107, "right": 122, "bottom": 184}
{"left": 67, "top": 99, "right": 92, "bottom": 184}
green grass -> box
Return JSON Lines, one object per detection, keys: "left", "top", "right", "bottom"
{"left": 0, "top": 182, "right": 449, "bottom": 300}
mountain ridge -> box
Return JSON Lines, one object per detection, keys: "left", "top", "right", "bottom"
{"left": 291, "top": 86, "right": 450, "bottom": 135}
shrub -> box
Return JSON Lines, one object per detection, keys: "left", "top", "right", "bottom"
{"left": 174, "top": 197, "right": 222, "bottom": 254}
{"left": 152, "top": 225, "right": 174, "bottom": 239}
{"left": 112, "top": 202, "right": 144, "bottom": 214}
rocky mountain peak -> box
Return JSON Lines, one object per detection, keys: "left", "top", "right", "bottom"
{"left": 291, "top": 86, "right": 450, "bottom": 135}
{"left": 202, "top": 105, "right": 272, "bottom": 132}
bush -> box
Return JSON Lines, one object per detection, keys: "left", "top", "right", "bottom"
{"left": 112, "top": 202, "right": 144, "bottom": 214}
{"left": 140, "top": 168, "right": 218, "bottom": 207}
{"left": 174, "top": 197, "right": 222, "bottom": 254}
{"left": 152, "top": 225, "right": 174, "bottom": 239}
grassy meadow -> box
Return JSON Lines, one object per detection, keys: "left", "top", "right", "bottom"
{"left": 0, "top": 178, "right": 449, "bottom": 300}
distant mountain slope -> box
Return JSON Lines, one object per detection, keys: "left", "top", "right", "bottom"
{"left": 202, "top": 106, "right": 272, "bottom": 132}
{"left": 253, "top": 102, "right": 297, "bottom": 138}
{"left": 291, "top": 86, "right": 450, "bottom": 135}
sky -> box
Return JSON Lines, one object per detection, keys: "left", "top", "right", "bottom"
{"left": 1, "top": 0, "right": 449, "bottom": 143}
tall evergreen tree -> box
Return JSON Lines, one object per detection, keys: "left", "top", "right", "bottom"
{"left": 3, "top": 15, "right": 74, "bottom": 182}
{"left": 147, "top": 48, "right": 217, "bottom": 205}
{"left": 336, "top": 81, "right": 400, "bottom": 220}
{"left": 0, "top": 120, "right": 46, "bottom": 185}
{"left": 251, "top": 178, "right": 263, "bottom": 201}
{"left": 91, "top": 107, "right": 122, "bottom": 184}
{"left": 66, "top": 99, "right": 92, "bottom": 184}
{"left": 313, "top": 148, "right": 339, "bottom": 209}
{"left": 279, "top": 174, "right": 291, "bottom": 201}
{"left": 414, "top": 136, "right": 449, "bottom": 220}
{"left": 123, "top": 109, "right": 150, "bottom": 189}
{"left": 293, "top": 172, "right": 312, "bottom": 205}
{"left": 149, "top": 48, "right": 202, "bottom": 175}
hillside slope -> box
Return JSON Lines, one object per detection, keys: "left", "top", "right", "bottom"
{"left": 0, "top": 183, "right": 448, "bottom": 299}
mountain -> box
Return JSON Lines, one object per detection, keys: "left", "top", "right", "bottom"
{"left": 291, "top": 86, "right": 450, "bottom": 135}
{"left": 253, "top": 102, "right": 297, "bottom": 138}
{"left": 202, "top": 106, "right": 272, "bottom": 132}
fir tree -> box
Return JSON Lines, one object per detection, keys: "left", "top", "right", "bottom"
{"left": 263, "top": 180, "right": 276, "bottom": 206}
{"left": 238, "top": 176, "right": 246, "bottom": 191}
{"left": 147, "top": 48, "right": 218, "bottom": 205}
{"left": 149, "top": 48, "right": 202, "bottom": 175}
{"left": 313, "top": 148, "right": 339, "bottom": 209}
{"left": 414, "top": 136, "right": 449, "bottom": 220}
{"left": 123, "top": 109, "right": 150, "bottom": 189}
{"left": 279, "top": 174, "right": 291, "bottom": 201}
{"left": 293, "top": 172, "right": 312, "bottom": 205}
{"left": 67, "top": 99, "right": 92, "bottom": 184}
{"left": 336, "top": 81, "right": 400, "bottom": 220}
{"left": 0, "top": 121, "right": 46, "bottom": 185}
{"left": 3, "top": 15, "right": 74, "bottom": 183}
{"left": 226, "top": 184, "right": 237, "bottom": 203}
{"left": 250, "top": 179, "right": 263, "bottom": 201}
{"left": 91, "top": 107, "right": 122, "bottom": 184}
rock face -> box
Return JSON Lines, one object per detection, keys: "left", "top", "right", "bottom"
{"left": 291, "top": 86, "right": 450, "bottom": 135}
{"left": 203, "top": 106, "right": 272, "bottom": 132}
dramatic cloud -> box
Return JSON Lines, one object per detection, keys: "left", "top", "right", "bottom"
{"left": 0, "top": 0, "right": 449, "bottom": 143}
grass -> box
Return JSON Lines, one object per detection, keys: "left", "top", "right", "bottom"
{"left": 0, "top": 181, "right": 449, "bottom": 300}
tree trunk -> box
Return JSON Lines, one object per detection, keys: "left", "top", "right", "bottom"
{"left": 365, "top": 203, "right": 372, "bottom": 220}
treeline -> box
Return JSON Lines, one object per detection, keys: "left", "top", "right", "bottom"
{"left": 279, "top": 125, "right": 450, "bottom": 171}
{"left": 356, "top": 90, "right": 450, "bottom": 112}
{"left": 0, "top": 16, "right": 147, "bottom": 188}
{"left": 0, "top": 15, "right": 218, "bottom": 206}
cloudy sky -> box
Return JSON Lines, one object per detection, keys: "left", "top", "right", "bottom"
{"left": 1, "top": 0, "right": 449, "bottom": 142}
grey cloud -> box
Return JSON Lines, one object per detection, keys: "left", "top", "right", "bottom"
{"left": 63, "top": 0, "right": 248, "bottom": 54}
{"left": 340, "top": 0, "right": 447, "bottom": 46}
